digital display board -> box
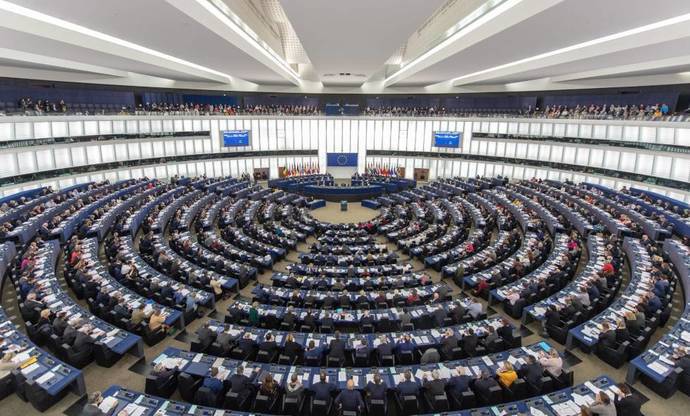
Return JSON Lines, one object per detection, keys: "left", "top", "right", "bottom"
{"left": 222, "top": 130, "right": 250, "bottom": 147}
{"left": 433, "top": 131, "right": 462, "bottom": 148}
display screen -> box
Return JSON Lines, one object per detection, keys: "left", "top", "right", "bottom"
{"left": 433, "top": 131, "right": 462, "bottom": 148}
{"left": 326, "top": 153, "right": 358, "bottom": 166}
{"left": 222, "top": 130, "right": 250, "bottom": 147}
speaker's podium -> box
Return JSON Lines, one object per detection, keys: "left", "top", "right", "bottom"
{"left": 340, "top": 200, "right": 348, "bottom": 211}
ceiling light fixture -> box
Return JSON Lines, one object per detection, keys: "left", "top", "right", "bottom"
{"left": 0, "top": 0, "right": 235, "bottom": 83}
{"left": 450, "top": 12, "right": 690, "bottom": 86}
{"left": 202, "top": 0, "right": 301, "bottom": 84}
{"left": 384, "top": 0, "right": 515, "bottom": 86}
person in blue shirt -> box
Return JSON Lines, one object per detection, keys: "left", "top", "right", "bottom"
{"left": 396, "top": 370, "right": 419, "bottom": 397}
{"left": 185, "top": 294, "right": 198, "bottom": 316}
{"left": 304, "top": 340, "right": 325, "bottom": 363}
{"left": 335, "top": 379, "right": 364, "bottom": 413}
{"left": 447, "top": 366, "right": 472, "bottom": 396}
{"left": 645, "top": 293, "right": 662, "bottom": 315}
{"left": 653, "top": 276, "right": 670, "bottom": 298}
{"left": 202, "top": 367, "right": 224, "bottom": 394}
{"left": 396, "top": 334, "right": 415, "bottom": 357}
{"left": 310, "top": 370, "right": 337, "bottom": 403}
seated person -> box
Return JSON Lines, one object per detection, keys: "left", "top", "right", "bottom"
{"left": 472, "top": 279, "right": 489, "bottom": 297}
{"left": 422, "top": 369, "right": 447, "bottom": 403}
{"left": 285, "top": 373, "right": 305, "bottom": 403}
{"left": 335, "top": 379, "right": 364, "bottom": 413}
{"left": 237, "top": 332, "right": 258, "bottom": 355}
{"left": 283, "top": 333, "right": 303, "bottom": 362}
{"left": 203, "top": 367, "right": 225, "bottom": 394}
{"left": 520, "top": 355, "right": 543, "bottom": 387}
{"left": 259, "top": 373, "right": 278, "bottom": 401}
{"left": 473, "top": 370, "right": 499, "bottom": 398}
{"left": 496, "top": 362, "right": 517, "bottom": 388}
{"left": 310, "top": 370, "right": 337, "bottom": 404}
{"left": 447, "top": 366, "right": 472, "bottom": 396}
{"left": 150, "top": 362, "right": 177, "bottom": 388}
{"left": 582, "top": 391, "right": 616, "bottom": 416}
{"left": 130, "top": 304, "right": 147, "bottom": 327}
{"left": 148, "top": 308, "right": 169, "bottom": 333}
{"left": 613, "top": 383, "right": 643, "bottom": 416}
{"left": 538, "top": 349, "right": 563, "bottom": 377}
{"left": 258, "top": 332, "right": 278, "bottom": 359}
{"left": 396, "top": 370, "right": 419, "bottom": 398}
{"left": 376, "top": 335, "right": 394, "bottom": 363}
{"left": 597, "top": 322, "right": 616, "bottom": 348}
{"left": 365, "top": 373, "right": 387, "bottom": 405}
{"left": 229, "top": 365, "right": 259, "bottom": 402}
{"left": 0, "top": 351, "right": 19, "bottom": 379}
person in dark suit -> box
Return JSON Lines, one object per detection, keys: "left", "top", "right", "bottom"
{"left": 283, "top": 333, "right": 303, "bottom": 363}
{"left": 310, "top": 370, "right": 337, "bottom": 403}
{"left": 460, "top": 328, "right": 477, "bottom": 357}
{"left": 447, "top": 366, "right": 472, "bottom": 396}
{"left": 321, "top": 312, "right": 335, "bottom": 331}
{"left": 329, "top": 331, "right": 346, "bottom": 365}
{"left": 237, "top": 332, "right": 257, "bottom": 355}
{"left": 675, "top": 346, "right": 690, "bottom": 390}
{"left": 150, "top": 363, "right": 177, "bottom": 389}
{"left": 497, "top": 318, "right": 513, "bottom": 341}
{"left": 360, "top": 309, "right": 374, "bottom": 330}
{"left": 615, "top": 320, "right": 630, "bottom": 343}
{"left": 520, "top": 355, "right": 544, "bottom": 387}
{"left": 304, "top": 340, "right": 325, "bottom": 364}
{"left": 258, "top": 332, "right": 278, "bottom": 359}
{"left": 376, "top": 335, "right": 394, "bottom": 363}
{"left": 473, "top": 370, "right": 499, "bottom": 399}
{"left": 613, "top": 383, "right": 643, "bottom": 416}
{"left": 438, "top": 328, "right": 457, "bottom": 359}
{"left": 422, "top": 369, "right": 447, "bottom": 404}
{"left": 73, "top": 328, "right": 95, "bottom": 353}
{"left": 283, "top": 307, "right": 296, "bottom": 329}
{"left": 215, "top": 330, "right": 234, "bottom": 355}
{"left": 598, "top": 322, "right": 617, "bottom": 348}
{"left": 432, "top": 306, "right": 447, "bottom": 327}
{"left": 52, "top": 311, "right": 68, "bottom": 336}
{"left": 354, "top": 338, "right": 372, "bottom": 363}
{"left": 365, "top": 373, "right": 387, "bottom": 404}
{"left": 335, "top": 379, "right": 364, "bottom": 413}
{"left": 229, "top": 365, "right": 258, "bottom": 402}
{"left": 396, "top": 370, "right": 419, "bottom": 398}
{"left": 544, "top": 305, "right": 561, "bottom": 329}
{"left": 303, "top": 311, "right": 316, "bottom": 330}
{"left": 197, "top": 322, "right": 215, "bottom": 349}
{"left": 396, "top": 334, "right": 415, "bottom": 360}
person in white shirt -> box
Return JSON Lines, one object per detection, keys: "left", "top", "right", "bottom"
{"left": 467, "top": 299, "right": 483, "bottom": 319}
{"left": 506, "top": 290, "right": 521, "bottom": 306}
{"left": 538, "top": 349, "right": 563, "bottom": 377}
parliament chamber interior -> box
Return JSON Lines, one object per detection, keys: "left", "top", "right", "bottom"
{"left": 0, "top": 1, "right": 690, "bottom": 415}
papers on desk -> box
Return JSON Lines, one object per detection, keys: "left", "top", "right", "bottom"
{"left": 551, "top": 399, "right": 582, "bottom": 416}
{"left": 98, "top": 396, "right": 118, "bottom": 413}
{"left": 35, "top": 371, "right": 55, "bottom": 385}
{"left": 393, "top": 372, "right": 406, "bottom": 384}
{"left": 571, "top": 392, "right": 594, "bottom": 407}
{"left": 122, "top": 403, "right": 147, "bottom": 416}
{"left": 21, "top": 362, "right": 40, "bottom": 376}
{"left": 681, "top": 331, "right": 690, "bottom": 343}
{"left": 192, "top": 353, "right": 203, "bottom": 363}
{"left": 648, "top": 360, "right": 670, "bottom": 375}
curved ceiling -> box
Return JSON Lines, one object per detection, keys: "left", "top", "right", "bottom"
{"left": 1, "top": 0, "right": 689, "bottom": 94}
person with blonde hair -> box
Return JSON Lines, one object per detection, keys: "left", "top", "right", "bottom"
{"left": 0, "top": 351, "right": 18, "bottom": 378}
{"left": 497, "top": 361, "right": 518, "bottom": 388}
